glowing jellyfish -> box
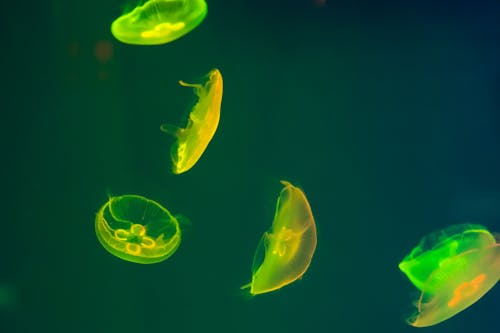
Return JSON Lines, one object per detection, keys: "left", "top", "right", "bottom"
{"left": 95, "top": 195, "right": 181, "bottom": 264}
{"left": 242, "top": 181, "right": 317, "bottom": 295}
{"left": 399, "top": 224, "right": 500, "bottom": 327}
{"left": 161, "top": 68, "right": 223, "bottom": 174}
{"left": 111, "top": 0, "right": 208, "bottom": 45}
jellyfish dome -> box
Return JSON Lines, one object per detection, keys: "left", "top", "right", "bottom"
{"left": 242, "top": 181, "right": 317, "bottom": 295}
{"left": 399, "top": 224, "right": 500, "bottom": 327}
{"left": 95, "top": 194, "right": 182, "bottom": 264}
{"left": 160, "top": 68, "right": 223, "bottom": 174}
{"left": 111, "top": 0, "right": 208, "bottom": 45}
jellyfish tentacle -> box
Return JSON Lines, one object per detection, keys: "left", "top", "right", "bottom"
{"left": 178, "top": 80, "right": 203, "bottom": 89}
{"left": 160, "top": 123, "right": 183, "bottom": 136}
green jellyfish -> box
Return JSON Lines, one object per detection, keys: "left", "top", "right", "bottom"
{"left": 242, "top": 181, "right": 317, "bottom": 295}
{"left": 95, "top": 195, "right": 181, "bottom": 264}
{"left": 161, "top": 68, "right": 223, "bottom": 174}
{"left": 111, "top": 0, "right": 208, "bottom": 45}
{"left": 399, "top": 224, "right": 500, "bottom": 327}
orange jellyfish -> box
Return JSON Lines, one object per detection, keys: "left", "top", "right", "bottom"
{"left": 399, "top": 224, "right": 500, "bottom": 327}
{"left": 242, "top": 181, "right": 317, "bottom": 295}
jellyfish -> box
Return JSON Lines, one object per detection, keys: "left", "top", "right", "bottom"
{"left": 399, "top": 224, "right": 500, "bottom": 327}
{"left": 111, "top": 0, "right": 207, "bottom": 45}
{"left": 242, "top": 181, "right": 317, "bottom": 295}
{"left": 95, "top": 194, "right": 182, "bottom": 264}
{"left": 161, "top": 68, "right": 223, "bottom": 174}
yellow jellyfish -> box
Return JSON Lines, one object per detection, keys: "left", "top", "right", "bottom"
{"left": 399, "top": 224, "right": 500, "bottom": 327}
{"left": 111, "top": 0, "right": 208, "bottom": 45}
{"left": 161, "top": 68, "right": 223, "bottom": 174}
{"left": 95, "top": 195, "right": 182, "bottom": 264}
{"left": 242, "top": 181, "right": 317, "bottom": 295}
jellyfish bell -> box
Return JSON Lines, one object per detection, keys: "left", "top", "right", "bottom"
{"left": 409, "top": 243, "right": 499, "bottom": 327}
{"left": 161, "top": 68, "right": 223, "bottom": 174}
{"left": 95, "top": 194, "right": 182, "bottom": 264}
{"left": 111, "top": 0, "right": 208, "bottom": 45}
{"left": 399, "top": 224, "right": 500, "bottom": 327}
{"left": 242, "top": 181, "right": 317, "bottom": 295}
{"left": 398, "top": 224, "right": 496, "bottom": 294}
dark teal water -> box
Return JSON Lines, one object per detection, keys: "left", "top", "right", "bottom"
{"left": 1, "top": 1, "right": 499, "bottom": 332}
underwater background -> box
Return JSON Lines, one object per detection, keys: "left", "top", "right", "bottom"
{"left": 1, "top": 0, "right": 499, "bottom": 332}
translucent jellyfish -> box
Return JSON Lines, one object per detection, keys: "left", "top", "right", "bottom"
{"left": 242, "top": 181, "right": 317, "bottom": 295}
{"left": 161, "top": 68, "right": 223, "bottom": 174}
{"left": 399, "top": 224, "right": 500, "bottom": 327}
{"left": 95, "top": 195, "right": 181, "bottom": 264}
{"left": 111, "top": 0, "right": 207, "bottom": 45}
